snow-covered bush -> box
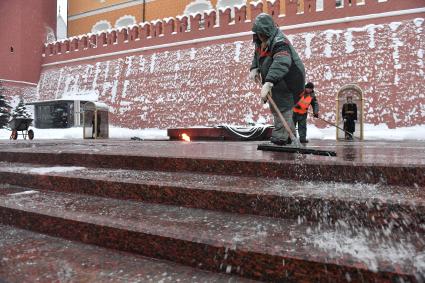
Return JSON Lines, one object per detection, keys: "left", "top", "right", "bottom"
{"left": 0, "top": 81, "right": 12, "bottom": 128}
{"left": 11, "top": 98, "right": 31, "bottom": 119}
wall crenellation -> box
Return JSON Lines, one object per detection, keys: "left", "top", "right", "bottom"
{"left": 34, "top": 0, "right": 425, "bottom": 130}
{"left": 37, "top": 17, "right": 425, "bottom": 129}
{"left": 4, "top": 0, "right": 424, "bottom": 131}
{"left": 43, "top": 0, "right": 421, "bottom": 62}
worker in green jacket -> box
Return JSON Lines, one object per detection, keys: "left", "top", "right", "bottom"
{"left": 249, "top": 13, "right": 305, "bottom": 145}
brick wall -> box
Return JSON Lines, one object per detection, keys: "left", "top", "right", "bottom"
{"left": 20, "top": 0, "right": 425, "bottom": 129}
{"left": 37, "top": 17, "right": 424, "bottom": 129}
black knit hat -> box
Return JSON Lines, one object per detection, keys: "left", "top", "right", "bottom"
{"left": 305, "top": 82, "right": 314, "bottom": 89}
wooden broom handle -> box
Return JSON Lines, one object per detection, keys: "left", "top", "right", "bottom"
{"left": 255, "top": 76, "right": 300, "bottom": 146}
{"left": 267, "top": 93, "right": 300, "bottom": 146}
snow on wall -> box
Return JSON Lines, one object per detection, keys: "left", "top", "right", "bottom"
{"left": 38, "top": 18, "right": 425, "bottom": 129}
{"left": 2, "top": 83, "right": 37, "bottom": 110}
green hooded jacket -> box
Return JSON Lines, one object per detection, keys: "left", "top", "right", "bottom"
{"left": 251, "top": 13, "right": 306, "bottom": 111}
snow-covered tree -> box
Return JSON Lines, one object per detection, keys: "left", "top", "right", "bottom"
{"left": 0, "top": 81, "right": 12, "bottom": 128}
{"left": 11, "top": 97, "right": 31, "bottom": 119}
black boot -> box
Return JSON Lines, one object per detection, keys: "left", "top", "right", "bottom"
{"left": 300, "top": 138, "right": 309, "bottom": 143}
{"left": 270, "top": 137, "right": 287, "bottom": 146}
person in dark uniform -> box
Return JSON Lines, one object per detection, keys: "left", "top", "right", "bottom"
{"left": 342, "top": 95, "right": 357, "bottom": 140}
{"left": 293, "top": 82, "right": 319, "bottom": 143}
{"left": 92, "top": 111, "right": 101, "bottom": 138}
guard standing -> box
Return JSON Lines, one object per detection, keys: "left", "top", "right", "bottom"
{"left": 342, "top": 95, "right": 357, "bottom": 140}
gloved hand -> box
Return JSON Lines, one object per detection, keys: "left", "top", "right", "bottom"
{"left": 249, "top": 68, "right": 260, "bottom": 83}
{"left": 313, "top": 113, "right": 319, "bottom": 118}
{"left": 260, "top": 82, "right": 273, "bottom": 102}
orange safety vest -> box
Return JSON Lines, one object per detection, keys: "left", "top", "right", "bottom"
{"left": 256, "top": 47, "right": 271, "bottom": 58}
{"left": 293, "top": 92, "right": 313, "bottom": 114}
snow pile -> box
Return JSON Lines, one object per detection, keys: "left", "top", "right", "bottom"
{"left": 60, "top": 90, "right": 99, "bottom": 101}
{"left": 0, "top": 124, "right": 424, "bottom": 140}
{"left": 0, "top": 127, "right": 167, "bottom": 140}
{"left": 108, "top": 127, "right": 167, "bottom": 140}
{"left": 8, "top": 190, "right": 39, "bottom": 196}
{"left": 307, "top": 124, "right": 425, "bottom": 140}
{"left": 29, "top": 167, "right": 86, "bottom": 174}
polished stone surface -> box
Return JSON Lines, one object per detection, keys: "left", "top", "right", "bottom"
{"left": 0, "top": 139, "right": 423, "bottom": 164}
{"left": 0, "top": 224, "right": 257, "bottom": 283}
{"left": 0, "top": 139, "right": 424, "bottom": 282}
{"left": 0, "top": 184, "right": 423, "bottom": 282}
{"left": 0, "top": 161, "right": 423, "bottom": 232}
{"left": 0, "top": 139, "right": 424, "bottom": 186}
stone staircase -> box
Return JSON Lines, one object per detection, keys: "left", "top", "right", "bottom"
{"left": 0, "top": 140, "right": 424, "bottom": 282}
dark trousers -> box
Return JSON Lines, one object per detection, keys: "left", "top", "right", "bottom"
{"left": 293, "top": 113, "right": 307, "bottom": 140}
{"left": 344, "top": 119, "right": 355, "bottom": 138}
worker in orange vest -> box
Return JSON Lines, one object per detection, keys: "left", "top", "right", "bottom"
{"left": 293, "top": 82, "right": 319, "bottom": 143}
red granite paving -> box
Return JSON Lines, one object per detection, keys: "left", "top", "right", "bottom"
{"left": 0, "top": 184, "right": 423, "bottom": 281}
{"left": 0, "top": 140, "right": 424, "bottom": 186}
{"left": 0, "top": 162, "right": 423, "bottom": 232}
{"left": 0, "top": 224, "right": 257, "bottom": 283}
{"left": 0, "top": 139, "right": 424, "bottom": 281}
{"left": 0, "top": 139, "right": 424, "bottom": 165}
{"left": 1, "top": 161, "right": 423, "bottom": 203}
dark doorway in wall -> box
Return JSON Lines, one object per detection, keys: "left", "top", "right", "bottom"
{"left": 10, "top": 47, "right": 14, "bottom": 53}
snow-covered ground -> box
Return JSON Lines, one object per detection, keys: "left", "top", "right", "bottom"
{"left": 307, "top": 124, "right": 425, "bottom": 141}
{"left": 0, "top": 126, "right": 167, "bottom": 140}
{"left": 0, "top": 124, "right": 424, "bottom": 141}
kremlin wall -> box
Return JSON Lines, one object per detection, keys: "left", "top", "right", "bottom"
{"left": 1, "top": 0, "right": 424, "bottom": 129}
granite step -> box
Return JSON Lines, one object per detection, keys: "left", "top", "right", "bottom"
{"left": 0, "top": 184, "right": 423, "bottom": 282}
{"left": 0, "top": 224, "right": 257, "bottom": 283}
{"left": 0, "top": 142, "right": 423, "bottom": 186}
{"left": 0, "top": 162, "right": 423, "bottom": 232}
